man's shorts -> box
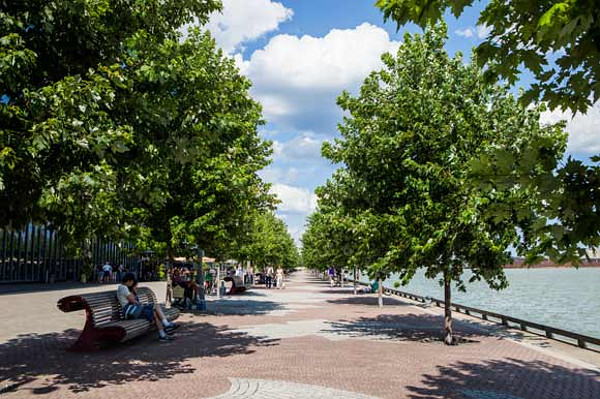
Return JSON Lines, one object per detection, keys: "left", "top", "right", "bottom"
{"left": 124, "top": 304, "right": 154, "bottom": 321}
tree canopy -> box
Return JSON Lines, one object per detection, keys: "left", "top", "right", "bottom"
{"left": 376, "top": 0, "right": 600, "bottom": 113}
{"left": 0, "top": 0, "right": 281, "bottom": 273}
{"left": 239, "top": 211, "right": 300, "bottom": 271}
{"left": 376, "top": 0, "right": 600, "bottom": 264}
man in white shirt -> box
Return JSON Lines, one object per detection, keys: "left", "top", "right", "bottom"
{"left": 102, "top": 262, "right": 113, "bottom": 283}
{"left": 116, "top": 273, "right": 179, "bottom": 342}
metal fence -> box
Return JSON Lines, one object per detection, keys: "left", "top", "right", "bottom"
{"left": 0, "top": 224, "right": 140, "bottom": 283}
{"left": 344, "top": 275, "right": 600, "bottom": 352}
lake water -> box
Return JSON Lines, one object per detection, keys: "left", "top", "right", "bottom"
{"left": 376, "top": 268, "right": 600, "bottom": 339}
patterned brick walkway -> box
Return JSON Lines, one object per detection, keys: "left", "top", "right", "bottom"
{"left": 1, "top": 270, "right": 599, "bottom": 399}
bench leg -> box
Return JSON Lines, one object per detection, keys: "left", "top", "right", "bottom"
{"left": 68, "top": 321, "right": 101, "bottom": 352}
{"left": 68, "top": 321, "right": 125, "bottom": 352}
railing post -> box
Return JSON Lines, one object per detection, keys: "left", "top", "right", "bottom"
{"left": 545, "top": 329, "right": 553, "bottom": 339}
{"left": 578, "top": 339, "right": 587, "bottom": 349}
{"left": 501, "top": 316, "right": 508, "bottom": 326}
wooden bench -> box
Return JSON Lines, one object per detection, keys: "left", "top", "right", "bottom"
{"left": 57, "top": 286, "right": 180, "bottom": 351}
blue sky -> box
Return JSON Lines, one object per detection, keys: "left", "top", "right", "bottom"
{"left": 203, "top": 0, "right": 600, "bottom": 243}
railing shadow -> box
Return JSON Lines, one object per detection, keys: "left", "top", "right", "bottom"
{"left": 322, "top": 314, "right": 486, "bottom": 343}
{"left": 0, "top": 322, "right": 278, "bottom": 395}
{"left": 406, "top": 358, "right": 600, "bottom": 399}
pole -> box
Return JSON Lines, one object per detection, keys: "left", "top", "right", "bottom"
{"left": 217, "top": 263, "right": 221, "bottom": 298}
{"left": 378, "top": 277, "right": 383, "bottom": 308}
{"left": 353, "top": 265, "right": 357, "bottom": 295}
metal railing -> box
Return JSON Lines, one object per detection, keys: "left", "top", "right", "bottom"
{"left": 346, "top": 277, "right": 600, "bottom": 351}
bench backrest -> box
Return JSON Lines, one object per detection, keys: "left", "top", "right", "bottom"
{"left": 58, "top": 286, "right": 157, "bottom": 327}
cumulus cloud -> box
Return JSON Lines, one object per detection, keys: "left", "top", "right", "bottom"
{"left": 455, "top": 25, "right": 491, "bottom": 39}
{"left": 541, "top": 104, "right": 600, "bottom": 155}
{"left": 271, "top": 183, "right": 317, "bottom": 214}
{"left": 241, "top": 23, "right": 401, "bottom": 132}
{"left": 205, "top": 0, "right": 293, "bottom": 54}
{"left": 272, "top": 134, "right": 323, "bottom": 161}
{"left": 455, "top": 28, "right": 474, "bottom": 38}
{"left": 259, "top": 166, "right": 300, "bottom": 184}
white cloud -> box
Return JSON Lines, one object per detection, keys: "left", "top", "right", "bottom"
{"left": 272, "top": 134, "right": 323, "bottom": 161}
{"left": 241, "top": 23, "right": 401, "bottom": 132}
{"left": 271, "top": 183, "right": 317, "bottom": 214}
{"left": 247, "top": 23, "right": 398, "bottom": 89}
{"left": 541, "top": 104, "right": 600, "bottom": 154}
{"left": 455, "top": 25, "right": 491, "bottom": 39}
{"left": 455, "top": 28, "right": 474, "bottom": 38}
{"left": 205, "top": 0, "right": 293, "bottom": 54}
{"left": 258, "top": 166, "right": 300, "bottom": 184}
{"left": 476, "top": 24, "right": 492, "bottom": 39}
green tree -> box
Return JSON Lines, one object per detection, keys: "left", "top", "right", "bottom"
{"left": 376, "top": 0, "right": 600, "bottom": 113}
{"left": 325, "top": 25, "right": 566, "bottom": 344}
{"left": 242, "top": 211, "right": 300, "bottom": 271}
{"left": 1, "top": 1, "right": 275, "bottom": 276}
{"left": 376, "top": 1, "right": 600, "bottom": 264}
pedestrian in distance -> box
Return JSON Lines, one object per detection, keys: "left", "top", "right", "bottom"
{"left": 328, "top": 266, "right": 336, "bottom": 288}
{"left": 265, "top": 265, "right": 274, "bottom": 289}
{"left": 102, "top": 261, "right": 113, "bottom": 283}
{"left": 275, "top": 265, "right": 284, "bottom": 289}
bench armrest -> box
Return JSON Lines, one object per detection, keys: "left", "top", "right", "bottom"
{"left": 57, "top": 296, "right": 88, "bottom": 313}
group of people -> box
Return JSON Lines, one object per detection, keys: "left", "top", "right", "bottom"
{"left": 116, "top": 273, "right": 180, "bottom": 342}
{"left": 263, "top": 265, "right": 285, "bottom": 289}
{"left": 99, "top": 261, "right": 125, "bottom": 283}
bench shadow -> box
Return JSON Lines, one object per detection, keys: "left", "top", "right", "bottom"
{"left": 405, "top": 357, "right": 600, "bottom": 399}
{"left": 0, "top": 322, "right": 278, "bottom": 395}
{"left": 322, "top": 314, "right": 485, "bottom": 343}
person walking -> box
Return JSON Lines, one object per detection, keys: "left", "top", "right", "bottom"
{"left": 328, "top": 266, "right": 336, "bottom": 288}
{"left": 275, "top": 265, "right": 284, "bottom": 289}
{"left": 247, "top": 265, "right": 254, "bottom": 285}
{"left": 265, "top": 265, "right": 274, "bottom": 289}
{"left": 117, "top": 264, "right": 124, "bottom": 283}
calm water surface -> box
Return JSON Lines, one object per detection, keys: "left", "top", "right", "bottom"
{"left": 381, "top": 268, "right": 600, "bottom": 339}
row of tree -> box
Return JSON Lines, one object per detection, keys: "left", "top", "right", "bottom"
{"left": 302, "top": 22, "right": 586, "bottom": 345}
{"left": 1, "top": 1, "right": 299, "bottom": 275}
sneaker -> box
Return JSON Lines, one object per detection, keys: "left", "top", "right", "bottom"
{"left": 158, "top": 334, "right": 174, "bottom": 342}
{"left": 164, "top": 323, "right": 180, "bottom": 333}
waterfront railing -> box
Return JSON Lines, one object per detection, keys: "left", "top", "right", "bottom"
{"left": 345, "top": 277, "right": 600, "bottom": 352}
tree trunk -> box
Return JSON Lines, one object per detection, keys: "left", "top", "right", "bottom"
{"left": 443, "top": 272, "right": 454, "bottom": 345}
{"left": 353, "top": 266, "right": 357, "bottom": 295}
{"left": 378, "top": 277, "right": 383, "bottom": 307}
{"left": 80, "top": 238, "right": 93, "bottom": 283}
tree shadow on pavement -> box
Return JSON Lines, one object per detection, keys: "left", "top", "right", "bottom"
{"left": 326, "top": 296, "right": 410, "bottom": 306}
{"left": 323, "top": 314, "right": 485, "bottom": 343}
{"left": 0, "top": 322, "right": 278, "bottom": 395}
{"left": 405, "top": 357, "right": 600, "bottom": 399}
{"left": 207, "top": 299, "right": 285, "bottom": 315}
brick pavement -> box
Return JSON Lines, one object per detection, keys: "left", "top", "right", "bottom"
{"left": 1, "top": 271, "right": 599, "bottom": 399}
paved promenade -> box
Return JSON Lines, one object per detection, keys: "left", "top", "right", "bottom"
{"left": 1, "top": 270, "right": 599, "bottom": 399}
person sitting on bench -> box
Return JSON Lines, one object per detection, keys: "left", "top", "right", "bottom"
{"left": 172, "top": 266, "right": 201, "bottom": 302}
{"left": 117, "top": 273, "right": 179, "bottom": 342}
